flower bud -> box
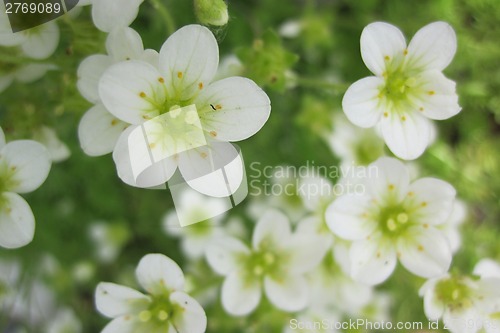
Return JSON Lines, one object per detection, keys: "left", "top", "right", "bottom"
{"left": 194, "top": 0, "right": 228, "bottom": 26}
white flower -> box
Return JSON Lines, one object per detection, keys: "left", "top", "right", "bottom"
{"left": 420, "top": 269, "right": 500, "bottom": 333}
{"left": 77, "top": 0, "right": 144, "bottom": 33}
{"left": 206, "top": 209, "right": 328, "bottom": 316}
{"left": 439, "top": 200, "right": 467, "bottom": 254}
{"left": 99, "top": 24, "right": 270, "bottom": 191}
{"left": 95, "top": 253, "right": 207, "bottom": 333}
{"left": 0, "top": 127, "right": 51, "bottom": 248}
{"left": 33, "top": 126, "right": 71, "bottom": 163}
{"left": 325, "top": 157, "right": 456, "bottom": 285}
{"left": 77, "top": 27, "right": 158, "bottom": 156}
{"left": 343, "top": 22, "right": 461, "bottom": 160}
{"left": 88, "top": 221, "right": 130, "bottom": 263}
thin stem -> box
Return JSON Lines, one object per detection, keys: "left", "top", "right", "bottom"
{"left": 150, "top": 0, "right": 176, "bottom": 35}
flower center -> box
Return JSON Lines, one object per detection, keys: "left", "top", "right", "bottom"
{"left": 435, "top": 277, "right": 474, "bottom": 312}
{"left": 138, "top": 294, "right": 180, "bottom": 328}
{"left": 381, "top": 69, "right": 415, "bottom": 102}
{"left": 377, "top": 204, "right": 411, "bottom": 237}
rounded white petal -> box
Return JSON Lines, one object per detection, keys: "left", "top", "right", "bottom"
{"left": 170, "top": 291, "right": 207, "bottom": 333}
{"left": 0, "top": 192, "right": 35, "bottom": 249}
{"left": 14, "top": 63, "right": 56, "bottom": 83}
{"left": 206, "top": 237, "right": 249, "bottom": 275}
{"left": 368, "top": 157, "right": 410, "bottom": 203}
{"left": 197, "top": 77, "right": 271, "bottom": 141}
{"left": 1, "top": 140, "right": 51, "bottom": 193}
{"left": 422, "top": 279, "right": 446, "bottom": 320}
{"left": 91, "top": 0, "right": 144, "bottom": 33}
{"left": 101, "top": 315, "right": 137, "bottom": 333}
{"left": 135, "top": 254, "right": 185, "bottom": 295}
{"left": 221, "top": 271, "right": 261, "bottom": 316}
{"left": 112, "top": 127, "right": 177, "bottom": 188}
{"left": 79, "top": 104, "right": 129, "bottom": 156}
{"left": 325, "top": 194, "right": 377, "bottom": 240}
{"left": 473, "top": 259, "right": 500, "bottom": 279}
{"left": 106, "top": 27, "right": 144, "bottom": 62}
{"left": 95, "top": 282, "right": 150, "bottom": 318}
{"left": 140, "top": 49, "right": 160, "bottom": 68}
{"left": 286, "top": 233, "right": 330, "bottom": 274}
{"left": 360, "top": 22, "right": 407, "bottom": 76}
{"left": 177, "top": 141, "right": 243, "bottom": 197}
{"left": 342, "top": 77, "right": 385, "bottom": 128}
{"left": 406, "top": 177, "right": 456, "bottom": 225}
{"left": 443, "top": 307, "right": 482, "bottom": 333}
{"left": 21, "top": 22, "right": 59, "bottom": 59}
{"left": 380, "top": 109, "right": 432, "bottom": 160}
{"left": 159, "top": 25, "right": 219, "bottom": 101}
{"left": 349, "top": 236, "right": 397, "bottom": 285}
{"left": 33, "top": 126, "right": 70, "bottom": 163}
{"left": 252, "top": 209, "right": 291, "bottom": 249}
{"left": 407, "top": 22, "right": 457, "bottom": 71}
{"left": 0, "top": 127, "right": 5, "bottom": 148}
{"left": 99, "top": 60, "right": 165, "bottom": 124}
{"left": 264, "top": 275, "right": 309, "bottom": 312}
{"left": 297, "top": 175, "right": 332, "bottom": 211}
{"left": 77, "top": 54, "right": 113, "bottom": 103}
{"left": 412, "top": 71, "right": 461, "bottom": 120}
{"left": 397, "top": 226, "right": 452, "bottom": 278}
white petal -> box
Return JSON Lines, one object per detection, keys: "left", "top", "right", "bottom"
{"left": 95, "top": 282, "right": 150, "bottom": 318}
{"left": 140, "top": 49, "right": 160, "bottom": 68}
{"left": 1, "top": 140, "right": 51, "bottom": 193}
{"left": 264, "top": 275, "right": 309, "bottom": 312}
{"left": 380, "top": 109, "right": 432, "bottom": 160}
{"left": 367, "top": 157, "right": 410, "bottom": 203}
{"left": 32, "top": 126, "right": 70, "bottom": 163}
{"left": 252, "top": 209, "right": 291, "bottom": 249}
{"left": 79, "top": 104, "right": 129, "bottom": 156}
{"left": 14, "top": 63, "right": 56, "bottom": 83}
{"left": 405, "top": 178, "right": 456, "bottom": 225}
{"left": 91, "top": 0, "right": 144, "bottom": 33}
{"left": 397, "top": 226, "right": 451, "bottom": 278}
{"left": 0, "top": 127, "right": 5, "bottom": 149}
{"left": 349, "top": 235, "right": 397, "bottom": 285}
{"left": 360, "top": 22, "right": 407, "bottom": 76}
{"left": 325, "top": 194, "right": 377, "bottom": 240}
{"left": 159, "top": 25, "right": 219, "bottom": 101}
{"left": 0, "top": 192, "right": 35, "bottom": 249}
{"left": 112, "top": 127, "right": 176, "bottom": 188}
{"left": 473, "top": 259, "right": 500, "bottom": 279}
{"left": 77, "top": 55, "right": 113, "bottom": 103}
{"left": 21, "top": 22, "right": 59, "bottom": 59}
{"left": 99, "top": 60, "right": 165, "bottom": 124}
{"left": 101, "top": 315, "right": 137, "bottom": 333}
{"left": 286, "top": 233, "right": 330, "bottom": 274}
{"left": 221, "top": 271, "right": 261, "bottom": 316}
{"left": 135, "top": 254, "right": 185, "bottom": 295}
{"left": 197, "top": 77, "right": 271, "bottom": 141}
{"left": 297, "top": 175, "right": 333, "bottom": 211}
{"left": 407, "top": 22, "right": 457, "bottom": 71}
{"left": 422, "top": 279, "right": 446, "bottom": 320}
{"left": 170, "top": 291, "right": 207, "bottom": 333}
{"left": 106, "top": 27, "right": 144, "bottom": 62}
{"left": 177, "top": 140, "right": 243, "bottom": 197}
{"left": 342, "top": 77, "right": 385, "bottom": 128}
{"left": 412, "top": 71, "right": 461, "bottom": 120}
{"left": 443, "top": 307, "right": 482, "bottom": 333}
{"left": 206, "top": 237, "right": 249, "bottom": 275}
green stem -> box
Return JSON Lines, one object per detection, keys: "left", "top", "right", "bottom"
{"left": 150, "top": 0, "right": 176, "bottom": 35}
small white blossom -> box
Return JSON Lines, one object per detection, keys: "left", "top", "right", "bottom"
{"left": 206, "top": 209, "right": 329, "bottom": 316}
{"left": 0, "top": 127, "right": 51, "bottom": 248}
{"left": 343, "top": 22, "right": 461, "bottom": 160}
{"left": 95, "top": 253, "right": 207, "bottom": 333}
{"left": 326, "top": 157, "right": 456, "bottom": 285}
{"left": 33, "top": 126, "right": 71, "bottom": 163}
{"left": 77, "top": 0, "right": 144, "bottom": 33}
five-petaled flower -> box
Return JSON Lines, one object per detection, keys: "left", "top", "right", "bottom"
{"left": 342, "top": 22, "right": 461, "bottom": 160}
{"left": 0, "top": 127, "right": 51, "bottom": 249}
{"left": 326, "top": 157, "right": 456, "bottom": 285}
{"left": 95, "top": 253, "right": 207, "bottom": 333}
{"left": 206, "top": 209, "right": 329, "bottom": 316}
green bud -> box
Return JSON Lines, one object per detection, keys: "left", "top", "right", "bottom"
{"left": 194, "top": 0, "right": 229, "bottom": 26}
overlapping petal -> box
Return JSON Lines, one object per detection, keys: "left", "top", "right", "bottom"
{"left": 342, "top": 77, "right": 385, "bottom": 128}
{"left": 135, "top": 254, "right": 185, "bottom": 295}
{"left": 95, "top": 282, "right": 150, "bottom": 318}
{"left": 92, "top": 0, "right": 144, "bottom": 33}
{"left": 206, "top": 237, "right": 249, "bottom": 275}
{"left": 0, "top": 192, "right": 35, "bottom": 249}
{"left": 264, "top": 275, "right": 309, "bottom": 312}
{"left": 221, "top": 271, "right": 261, "bottom": 316}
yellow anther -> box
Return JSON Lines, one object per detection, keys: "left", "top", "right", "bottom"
{"left": 387, "top": 218, "right": 397, "bottom": 231}
{"left": 158, "top": 310, "right": 169, "bottom": 321}
{"left": 139, "top": 310, "right": 152, "bottom": 322}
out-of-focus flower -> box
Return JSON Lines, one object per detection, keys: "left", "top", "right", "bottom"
{"left": 88, "top": 221, "right": 130, "bottom": 263}
{"left": 0, "top": 126, "right": 51, "bottom": 248}
{"left": 33, "top": 126, "right": 71, "bottom": 163}
{"left": 99, "top": 25, "right": 270, "bottom": 190}
{"left": 95, "top": 253, "right": 207, "bottom": 333}
{"left": 77, "top": 0, "right": 144, "bottom": 33}
{"left": 0, "top": 62, "right": 57, "bottom": 94}
{"left": 45, "top": 308, "right": 82, "bottom": 333}
{"left": 326, "top": 157, "right": 456, "bottom": 285}
{"left": 343, "top": 22, "right": 461, "bottom": 160}
{"left": 439, "top": 200, "right": 467, "bottom": 254}
{"left": 206, "top": 209, "right": 329, "bottom": 316}
{"left": 420, "top": 259, "right": 500, "bottom": 333}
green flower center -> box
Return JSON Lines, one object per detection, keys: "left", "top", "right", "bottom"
{"left": 138, "top": 294, "right": 181, "bottom": 328}
{"left": 241, "top": 239, "right": 289, "bottom": 284}
{"left": 376, "top": 204, "right": 412, "bottom": 238}
{"left": 435, "top": 277, "right": 474, "bottom": 311}
{"left": 382, "top": 69, "right": 415, "bottom": 101}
